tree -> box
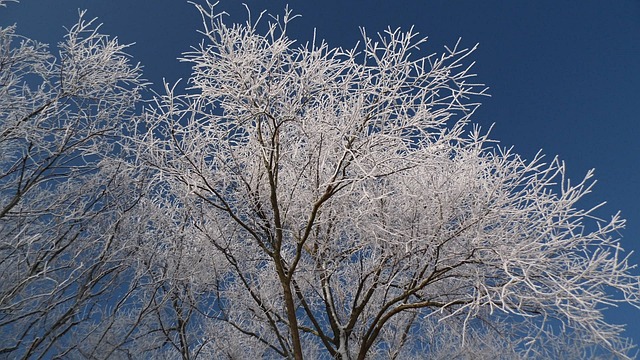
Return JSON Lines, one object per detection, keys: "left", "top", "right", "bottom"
{"left": 2, "top": 1, "right": 639, "bottom": 359}
{"left": 130, "top": 2, "right": 640, "bottom": 359}
{"left": 0, "top": 10, "right": 146, "bottom": 359}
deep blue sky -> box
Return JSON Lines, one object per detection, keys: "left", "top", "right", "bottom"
{"left": 3, "top": 0, "right": 639, "bottom": 347}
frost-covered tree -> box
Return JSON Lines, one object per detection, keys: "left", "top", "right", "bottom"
{"left": 0, "top": 10, "right": 146, "bottom": 358}
{"left": 131, "top": 2, "right": 640, "bottom": 359}
{"left": 2, "top": 1, "right": 639, "bottom": 359}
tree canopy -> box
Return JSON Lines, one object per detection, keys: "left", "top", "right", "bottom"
{"left": 1, "top": 1, "right": 638, "bottom": 359}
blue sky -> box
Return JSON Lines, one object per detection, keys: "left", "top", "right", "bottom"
{"left": 3, "top": 0, "right": 639, "bottom": 347}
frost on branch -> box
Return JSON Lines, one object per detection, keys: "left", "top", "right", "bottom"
{"left": 0, "top": 0, "right": 17, "bottom": 8}
{"left": 127, "top": 2, "right": 640, "bottom": 359}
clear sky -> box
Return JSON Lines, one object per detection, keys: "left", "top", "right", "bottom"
{"left": 3, "top": 0, "right": 639, "bottom": 348}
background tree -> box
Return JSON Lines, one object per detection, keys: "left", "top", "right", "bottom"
{"left": 0, "top": 11, "right": 146, "bottom": 358}
{"left": 132, "top": 2, "right": 640, "bottom": 359}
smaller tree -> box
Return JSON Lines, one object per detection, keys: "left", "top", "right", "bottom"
{"left": 0, "top": 11, "right": 146, "bottom": 359}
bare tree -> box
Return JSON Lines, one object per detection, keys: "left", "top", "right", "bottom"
{"left": 0, "top": 11, "right": 146, "bottom": 359}
{"left": 131, "top": 2, "right": 640, "bottom": 359}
